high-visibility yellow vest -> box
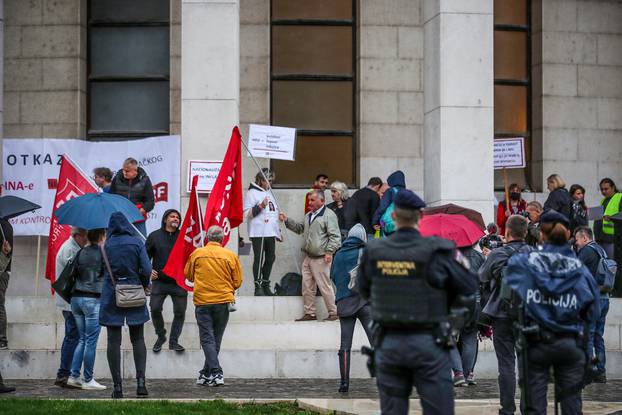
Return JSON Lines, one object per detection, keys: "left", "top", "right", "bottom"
{"left": 602, "top": 193, "right": 622, "bottom": 235}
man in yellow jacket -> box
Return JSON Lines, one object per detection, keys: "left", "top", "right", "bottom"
{"left": 184, "top": 225, "right": 242, "bottom": 387}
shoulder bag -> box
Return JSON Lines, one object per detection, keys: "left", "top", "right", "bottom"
{"left": 100, "top": 245, "right": 147, "bottom": 308}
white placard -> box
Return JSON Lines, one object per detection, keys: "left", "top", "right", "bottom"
{"left": 494, "top": 137, "right": 526, "bottom": 169}
{"left": 187, "top": 160, "right": 222, "bottom": 193}
{"left": 2, "top": 136, "right": 181, "bottom": 236}
{"left": 248, "top": 124, "right": 296, "bottom": 161}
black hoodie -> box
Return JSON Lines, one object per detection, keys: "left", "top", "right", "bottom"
{"left": 145, "top": 208, "right": 181, "bottom": 284}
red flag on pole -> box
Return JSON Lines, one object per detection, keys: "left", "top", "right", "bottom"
{"left": 45, "top": 155, "right": 98, "bottom": 284}
{"left": 203, "top": 126, "right": 243, "bottom": 246}
{"left": 163, "top": 175, "right": 204, "bottom": 292}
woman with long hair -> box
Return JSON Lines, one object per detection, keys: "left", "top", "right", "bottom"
{"left": 569, "top": 184, "right": 588, "bottom": 231}
{"left": 543, "top": 174, "right": 573, "bottom": 220}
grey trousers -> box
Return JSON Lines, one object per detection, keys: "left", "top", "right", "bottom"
{"left": 195, "top": 303, "right": 230, "bottom": 376}
{"left": 376, "top": 331, "right": 454, "bottom": 415}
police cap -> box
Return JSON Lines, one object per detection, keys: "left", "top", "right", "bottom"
{"left": 394, "top": 189, "right": 426, "bottom": 210}
{"left": 540, "top": 210, "right": 570, "bottom": 228}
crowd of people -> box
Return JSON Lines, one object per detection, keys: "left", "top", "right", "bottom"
{"left": 0, "top": 159, "right": 620, "bottom": 413}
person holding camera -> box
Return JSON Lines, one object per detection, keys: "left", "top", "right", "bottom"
{"left": 479, "top": 215, "right": 534, "bottom": 415}
{"left": 358, "top": 189, "right": 478, "bottom": 415}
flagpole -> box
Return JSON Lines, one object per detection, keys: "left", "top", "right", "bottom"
{"left": 194, "top": 178, "right": 206, "bottom": 247}
{"left": 238, "top": 134, "right": 302, "bottom": 276}
{"left": 35, "top": 235, "right": 41, "bottom": 296}
{"left": 62, "top": 153, "right": 99, "bottom": 190}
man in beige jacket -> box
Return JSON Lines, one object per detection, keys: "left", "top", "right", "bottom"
{"left": 280, "top": 190, "right": 341, "bottom": 321}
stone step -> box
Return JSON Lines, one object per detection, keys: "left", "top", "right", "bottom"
{"left": 2, "top": 349, "right": 622, "bottom": 380}
{"left": 5, "top": 295, "right": 333, "bottom": 323}
{"left": 5, "top": 320, "right": 374, "bottom": 351}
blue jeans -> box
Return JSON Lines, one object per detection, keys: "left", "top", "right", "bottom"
{"left": 450, "top": 328, "right": 478, "bottom": 375}
{"left": 70, "top": 297, "right": 102, "bottom": 382}
{"left": 589, "top": 297, "right": 609, "bottom": 373}
{"left": 57, "top": 310, "right": 79, "bottom": 378}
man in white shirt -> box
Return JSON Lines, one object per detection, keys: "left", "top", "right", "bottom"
{"left": 244, "top": 169, "right": 280, "bottom": 296}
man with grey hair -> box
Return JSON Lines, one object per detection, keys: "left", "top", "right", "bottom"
{"left": 185, "top": 225, "right": 243, "bottom": 387}
{"left": 280, "top": 189, "right": 341, "bottom": 321}
{"left": 109, "top": 157, "right": 155, "bottom": 237}
{"left": 54, "top": 227, "right": 87, "bottom": 388}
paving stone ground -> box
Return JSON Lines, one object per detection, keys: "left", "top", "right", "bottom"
{"left": 1, "top": 379, "right": 621, "bottom": 403}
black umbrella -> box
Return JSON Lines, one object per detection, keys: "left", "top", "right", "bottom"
{"left": 0, "top": 195, "right": 41, "bottom": 241}
{"left": 0, "top": 195, "right": 41, "bottom": 220}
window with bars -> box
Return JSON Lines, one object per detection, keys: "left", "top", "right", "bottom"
{"left": 494, "top": 0, "right": 531, "bottom": 189}
{"left": 87, "top": 0, "right": 170, "bottom": 139}
{"left": 270, "top": 0, "right": 356, "bottom": 187}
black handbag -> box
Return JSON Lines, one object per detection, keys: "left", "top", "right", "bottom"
{"left": 52, "top": 251, "right": 80, "bottom": 303}
{"left": 100, "top": 245, "right": 147, "bottom": 308}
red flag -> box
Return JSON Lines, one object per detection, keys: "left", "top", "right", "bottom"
{"left": 203, "top": 126, "right": 243, "bottom": 246}
{"left": 163, "top": 175, "right": 204, "bottom": 292}
{"left": 45, "top": 155, "right": 98, "bottom": 284}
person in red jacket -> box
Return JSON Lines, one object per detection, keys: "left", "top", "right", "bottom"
{"left": 304, "top": 174, "right": 329, "bottom": 214}
{"left": 497, "top": 183, "right": 527, "bottom": 236}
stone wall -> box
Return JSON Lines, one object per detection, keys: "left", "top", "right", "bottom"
{"left": 533, "top": 0, "right": 622, "bottom": 205}
{"left": 3, "top": 0, "right": 85, "bottom": 139}
{"left": 359, "top": 0, "right": 424, "bottom": 195}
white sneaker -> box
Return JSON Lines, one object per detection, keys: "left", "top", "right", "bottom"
{"left": 81, "top": 379, "right": 107, "bottom": 391}
{"left": 66, "top": 376, "right": 83, "bottom": 389}
{"left": 210, "top": 374, "right": 225, "bottom": 387}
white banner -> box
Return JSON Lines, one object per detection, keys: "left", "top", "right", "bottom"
{"left": 2, "top": 136, "right": 181, "bottom": 236}
{"left": 493, "top": 137, "right": 526, "bottom": 169}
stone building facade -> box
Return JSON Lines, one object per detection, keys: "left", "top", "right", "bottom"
{"left": 1, "top": 0, "right": 621, "bottom": 294}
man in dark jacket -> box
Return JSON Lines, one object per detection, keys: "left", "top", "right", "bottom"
{"left": 479, "top": 215, "right": 534, "bottom": 415}
{"left": 109, "top": 158, "right": 155, "bottom": 237}
{"left": 372, "top": 170, "right": 406, "bottom": 234}
{"left": 344, "top": 177, "right": 382, "bottom": 235}
{"left": 575, "top": 226, "right": 610, "bottom": 382}
{"left": 146, "top": 209, "right": 187, "bottom": 352}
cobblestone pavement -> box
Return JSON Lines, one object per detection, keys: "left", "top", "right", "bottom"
{"left": 1, "top": 379, "right": 621, "bottom": 402}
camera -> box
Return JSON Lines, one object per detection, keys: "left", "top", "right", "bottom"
{"left": 479, "top": 233, "right": 503, "bottom": 250}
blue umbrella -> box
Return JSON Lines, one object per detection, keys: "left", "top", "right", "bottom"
{"left": 54, "top": 192, "right": 144, "bottom": 230}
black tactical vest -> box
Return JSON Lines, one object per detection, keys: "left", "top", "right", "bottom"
{"left": 365, "top": 235, "right": 450, "bottom": 328}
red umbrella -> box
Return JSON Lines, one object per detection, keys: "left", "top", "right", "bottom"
{"left": 423, "top": 203, "right": 485, "bottom": 231}
{"left": 419, "top": 213, "right": 485, "bottom": 248}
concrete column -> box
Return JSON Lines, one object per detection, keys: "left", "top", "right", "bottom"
{"left": 423, "top": 1, "right": 495, "bottom": 223}
{"left": 0, "top": 0, "right": 4, "bottom": 140}
{"left": 181, "top": 0, "right": 240, "bottom": 247}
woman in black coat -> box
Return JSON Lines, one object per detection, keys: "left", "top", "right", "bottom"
{"left": 544, "top": 174, "right": 573, "bottom": 220}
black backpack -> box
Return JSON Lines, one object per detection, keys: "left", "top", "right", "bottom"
{"left": 274, "top": 273, "right": 302, "bottom": 296}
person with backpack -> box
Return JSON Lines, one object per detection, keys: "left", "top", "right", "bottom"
{"left": 479, "top": 215, "right": 534, "bottom": 415}
{"left": 575, "top": 226, "right": 615, "bottom": 383}
{"left": 330, "top": 223, "right": 373, "bottom": 393}
{"left": 504, "top": 211, "right": 600, "bottom": 415}
{"left": 372, "top": 170, "right": 406, "bottom": 236}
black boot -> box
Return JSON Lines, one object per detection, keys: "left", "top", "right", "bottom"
{"left": 0, "top": 372, "right": 15, "bottom": 394}
{"left": 111, "top": 383, "right": 123, "bottom": 399}
{"left": 137, "top": 378, "right": 148, "bottom": 397}
{"left": 338, "top": 349, "right": 350, "bottom": 393}
{"left": 261, "top": 280, "right": 274, "bottom": 296}
{"left": 254, "top": 282, "right": 264, "bottom": 296}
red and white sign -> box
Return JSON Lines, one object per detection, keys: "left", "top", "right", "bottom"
{"left": 2, "top": 136, "right": 181, "bottom": 236}
{"left": 45, "top": 155, "right": 98, "bottom": 283}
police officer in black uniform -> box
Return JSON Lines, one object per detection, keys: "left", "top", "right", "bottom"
{"left": 504, "top": 211, "right": 600, "bottom": 414}
{"left": 357, "top": 189, "right": 478, "bottom": 415}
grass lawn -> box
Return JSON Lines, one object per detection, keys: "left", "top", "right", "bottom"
{"left": 0, "top": 399, "right": 319, "bottom": 415}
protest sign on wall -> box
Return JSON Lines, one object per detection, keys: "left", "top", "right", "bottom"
{"left": 187, "top": 160, "right": 222, "bottom": 193}
{"left": 2, "top": 136, "right": 181, "bottom": 236}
